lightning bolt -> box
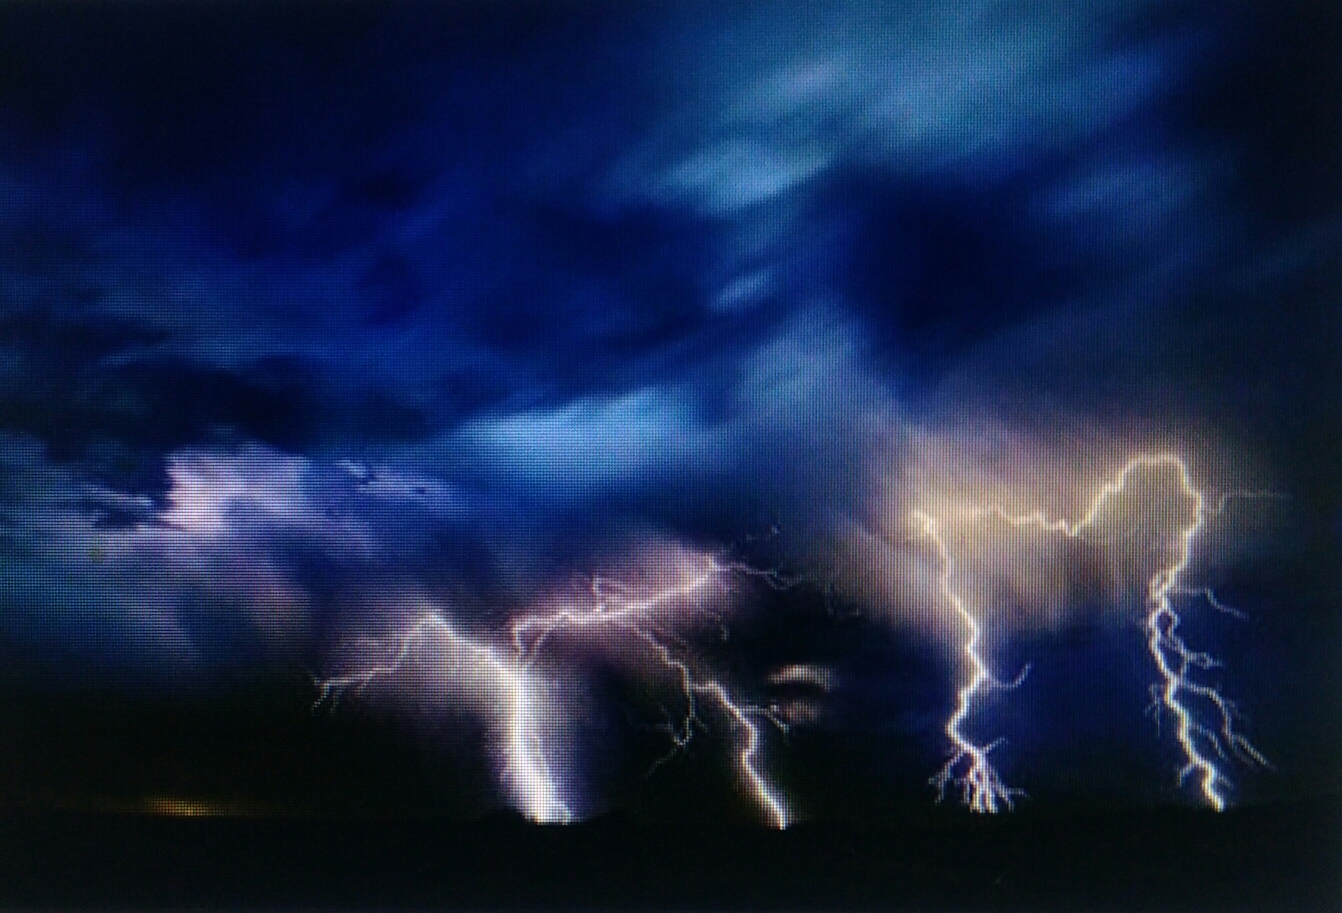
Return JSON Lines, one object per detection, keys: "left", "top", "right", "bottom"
{"left": 510, "top": 552, "right": 791, "bottom": 829}
{"left": 315, "top": 613, "right": 573, "bottom": 824}
{"left": 912, "top": 510, "right": 1029, "bottom": 813}
{"left": 937, "top": 452, "right": 1268, "bottom": 810}
{"left": 315, "top": 547, "right": 792, "bottom": 828}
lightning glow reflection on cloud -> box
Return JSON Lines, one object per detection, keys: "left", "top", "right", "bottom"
{"left": 909, "top": 452, "right": 1268, "bottom": 811}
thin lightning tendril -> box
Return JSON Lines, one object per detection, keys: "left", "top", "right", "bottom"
{"left": 942, "top": 452, "right": 1268, "bottom": 810}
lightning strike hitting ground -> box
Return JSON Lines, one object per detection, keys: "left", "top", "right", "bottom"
{"left": 316, "top": 548, "right": 792, "bottom": 828}
{"left": 510, "top": 553, "right": 791, "bottom": 829}
{"left": 911, "top": 510, "right": 1028, "bottom": 813}
{"left": 965, "top": 452, "right": 1268, "bottom": 810}
{"left": 314, "top": 613, "right": 572, "bottom": 824}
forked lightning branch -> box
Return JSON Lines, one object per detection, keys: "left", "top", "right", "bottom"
{"left": 910, "top": 453, "right": 1269, "bottom": 812}
{"left": 318, "top": 453, "right": 1270, "bottom": 822}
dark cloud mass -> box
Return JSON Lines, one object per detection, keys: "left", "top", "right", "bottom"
{"left": 0, "top": 0, "right": 1338, "bottom": 833}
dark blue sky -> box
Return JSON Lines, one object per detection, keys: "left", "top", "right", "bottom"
{"left": 0, "top": 0, "right": 1338, "bottom": 820}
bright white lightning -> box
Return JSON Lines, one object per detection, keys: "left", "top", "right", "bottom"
{"left": 912, "top": 510, "right": 1028, "bottom": 813}
{"left": 315, "top": 549, "right": 792, "bottom": 827}
{"left": 954, "top": 452, "right": 1267, "bottom": 810}
{"left": 510, "top": 553, "right": 791, "bottom": 829}
{"left": 315, "top": 613, "right": 572, "bottom": 824}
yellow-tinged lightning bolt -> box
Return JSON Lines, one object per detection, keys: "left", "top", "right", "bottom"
{"left": 315, "top": 613, "right": 572, "bottom": 824}
{"left": 912, "top": 510, "right": 1028, "bottom": 813}
{"left": 510, "top": 553, "right": 790, "bottom": 829}
{"left": 938, "top": 452, "right": 1268, "bottom": 810}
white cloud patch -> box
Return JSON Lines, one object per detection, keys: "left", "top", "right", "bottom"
{"left": 618, "top": 0, "right": 1192, "bottom": 219}
{"left": 448, "top": 309, "right": 897, "bottom": 503}
{"left": 454, "top": 387, "right": 712, "bottom": 488}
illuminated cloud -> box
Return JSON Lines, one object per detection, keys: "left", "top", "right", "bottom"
{"left": 851, "top": 443, "right": 1274, "bottom": 810}
{"left": 0, "top": 439, "right": 313, "bottom": 667}
{"left": 0, "top": 441, "right": 486, "bottom": 669}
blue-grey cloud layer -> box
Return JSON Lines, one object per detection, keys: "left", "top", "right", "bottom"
{"left": 0, "top": 0, "right": 1337, "bottom": 808}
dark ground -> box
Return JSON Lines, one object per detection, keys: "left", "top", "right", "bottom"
{"left": 1, "top": 665, "right": 1339, "bottom": 911}
{"left": 1, "top": 799, "right": 1338, "bottom": 912}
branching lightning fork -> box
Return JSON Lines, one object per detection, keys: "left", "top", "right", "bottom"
{"left": 912, "top": 510, "right": 1030, "bottom": 813}
{"left": 510, "top": 553, "right": 791, "bottom": 829}
{"left": 315, "top": 613, "right": 573, "bottom": 824}
{"left": 950, "top": 452, "right": 1268, "bottom": 810}
{"left": 315, "top": 550, "right": 792, "bottom": 828}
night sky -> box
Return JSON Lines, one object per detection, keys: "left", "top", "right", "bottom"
{"left": 0, "top": 0, "right": 1339, "bottom": 877}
